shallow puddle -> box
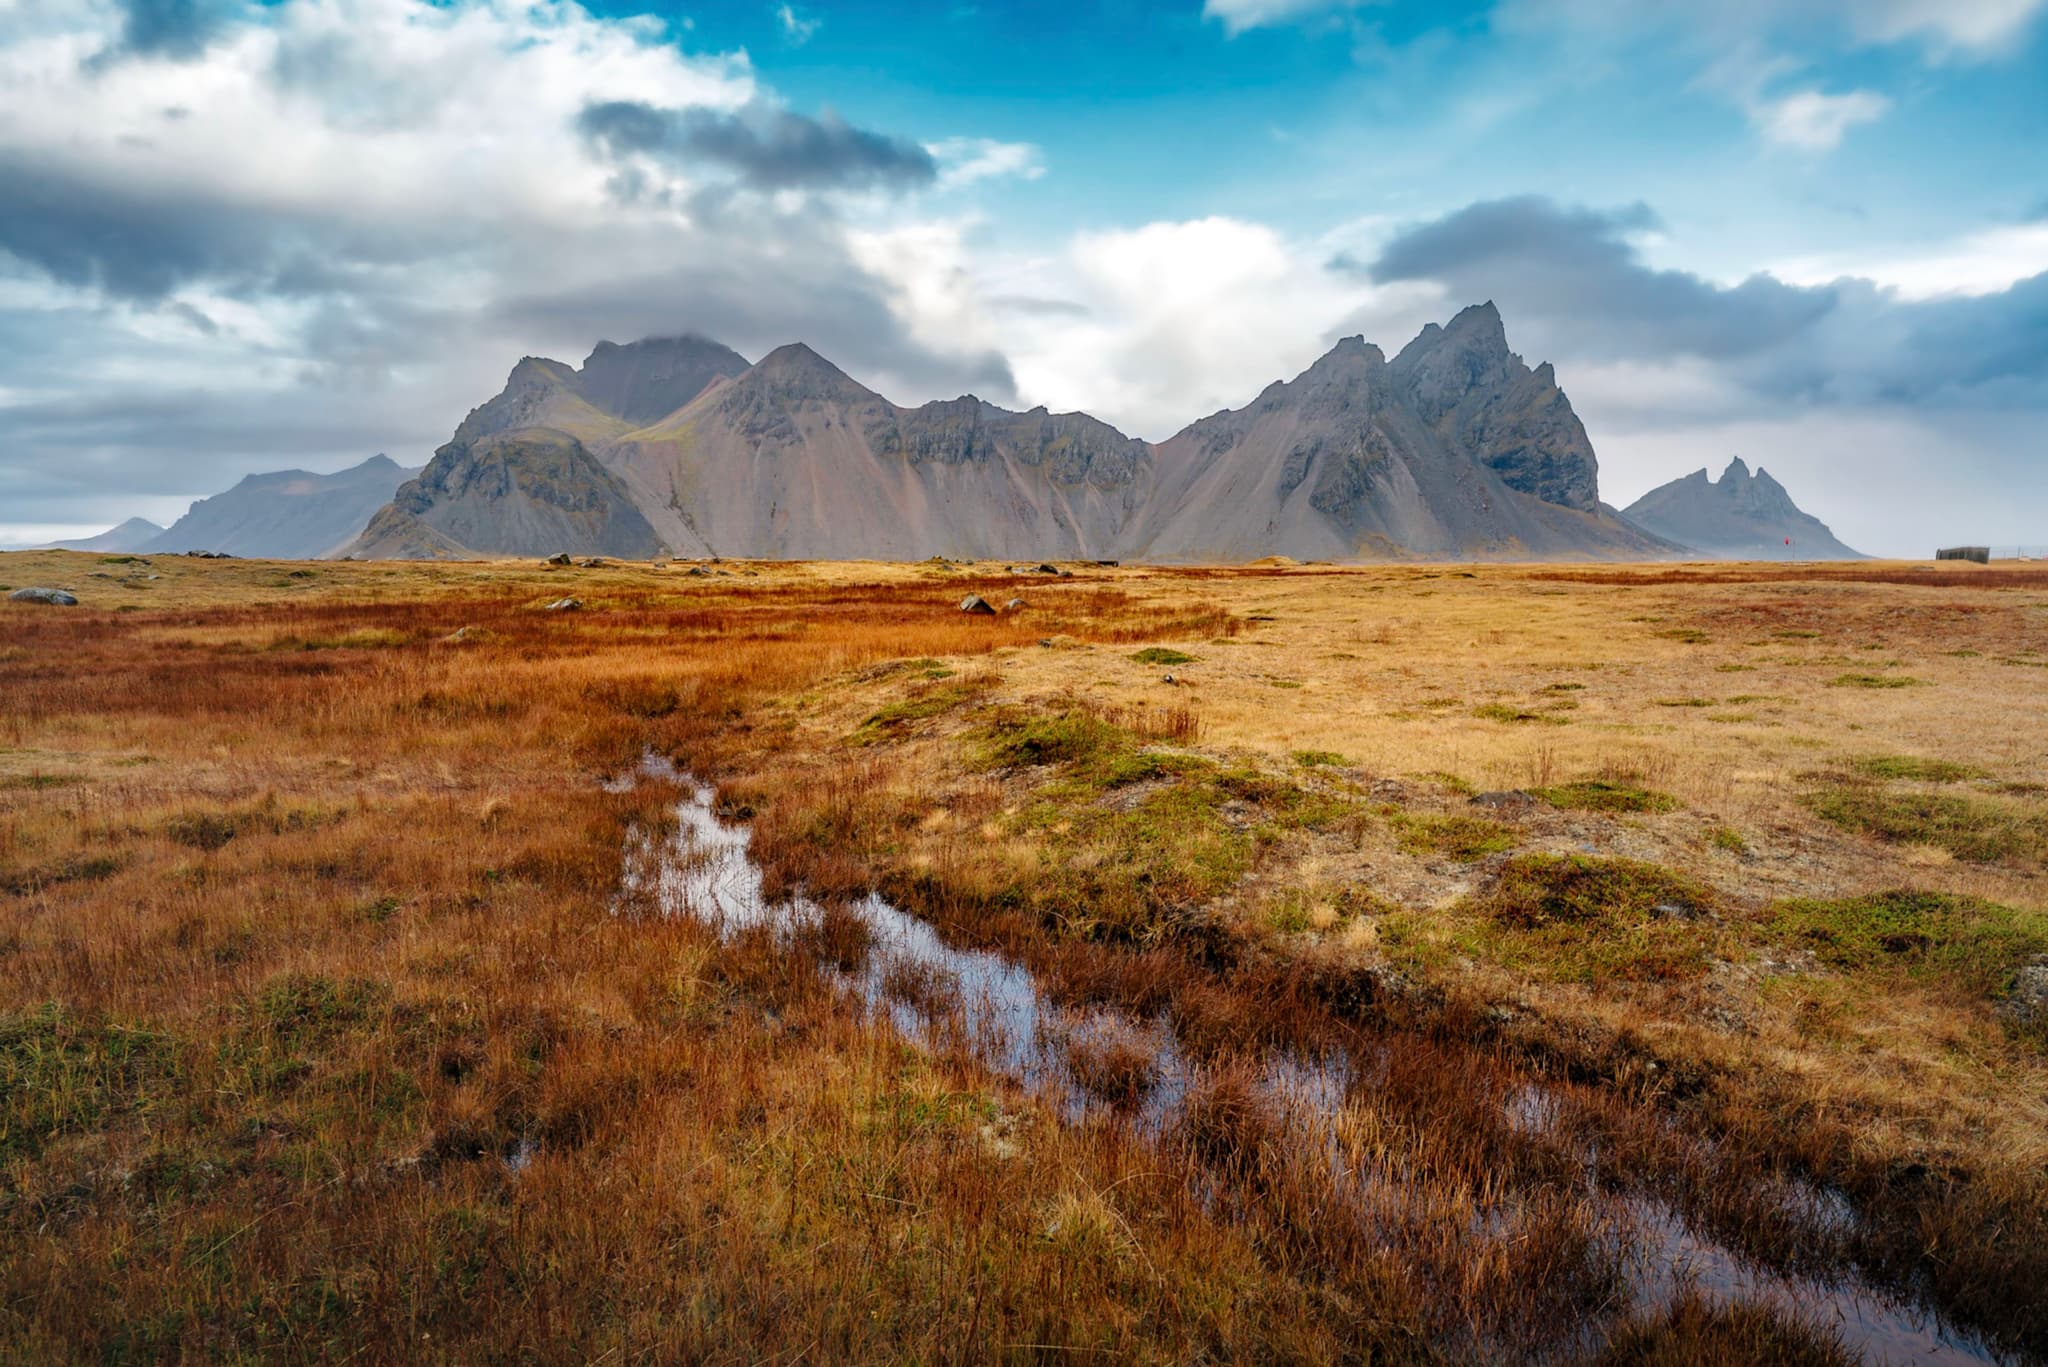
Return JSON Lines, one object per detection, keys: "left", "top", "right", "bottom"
{"left": 617, "top": 756, "right": 2008, "bottom": 1365}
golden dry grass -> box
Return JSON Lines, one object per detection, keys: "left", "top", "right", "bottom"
{"left": 3, "top": 548, "right": 2046, "bottom": 1363}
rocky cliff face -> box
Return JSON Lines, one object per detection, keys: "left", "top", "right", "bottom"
{"left": 353, "top": 429, "right": 660, "bottom": 560}
{"left": 1622, "top": 458, "right": 1863, "bottom": 560}
{"left": 1128, "top": 306, "right": 1664, "bottom": 561}
{"left": 1387, "top": 303, "right": 1600, "bottom": 513}
{"left": 351, "top": 308, "right": 1674, "bottom": 563}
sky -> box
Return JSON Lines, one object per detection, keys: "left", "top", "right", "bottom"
{"left": 0, "top": 0, "right": 2043, "bottom": 556}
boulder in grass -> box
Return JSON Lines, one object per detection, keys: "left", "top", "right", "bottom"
{"left": 1004, "top": 598, "right": 1027, "bottom": 611}
{"left": 543, "top": 597, "right": 583, "bottom": 612}
{"left": 545, "top": 552, "right": 572, "bottom": 566}
{"left": 8, "top": 587, "right": 78, "bottom": 605}
{"left": 959, "top": 595, "right": 996, "bottom": 615}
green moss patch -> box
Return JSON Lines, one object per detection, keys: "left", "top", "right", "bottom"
{"left": 1480, "top": 855, "right": 1712, "bottom": 930}
{"left": 1804, "top": 787, "right": 2045, "bottom": 864}
{"left": 1532, "top": 781, "right": 1678, "bottom": 814}
{"left": 1392, "top": 813, "right": 1518, "bottom": 861}
{"left": 1768, "top": 891, "right": 2048, "bottom": 998}
{"left": 1848, "top": 755, "right": 1983, "bottom": 783}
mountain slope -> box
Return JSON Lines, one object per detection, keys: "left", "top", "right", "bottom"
{"left": 143, "top": 455, "right": 419, "bottom": 558}
{"left": 40, "top": 517, "right": 165, "bottom": 552}
{"left": 1130, "top": 305, "right": 1670, "bottom": 561}
{"left": 352, "top": 429, "right": 660, "bottom": 560}
{"left": 600, "top": 344, "right": 1152, "bottom": 560}
{"left": 353, "top": 308, "right": 1679, "bottom": 563}
{"left": 353, "top": 338, "right": 749, "bottom": 560}
{"left": 1622, "top": 458, "right": 1863, "bottom": 560}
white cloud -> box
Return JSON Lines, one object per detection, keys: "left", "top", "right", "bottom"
{"left": 1850, "top": 0, "right": 2046, "bottom": 56}
{"left": 774, "top": 3, "right": 820, "bottom": 45}
{"left": 1201, "top": 0, "right": 1368, "bottom": 36}
{"left": 1771, "top": 223, "right": 2048, "bottom": 299}
{"left": 0, "top": 0, "right": 1027, "bottom": 525}
{"left": 1507, "top": 0, "right": 2047, "bottom": 61}
{"left": 1749, "top": 86, "right": 1890, "bottom": 150}
{"left": 927, "top": 137, "right": 1046, "bottom": 189}
{"left": 852, "top": 214, "right": 1404, "bottom": 438}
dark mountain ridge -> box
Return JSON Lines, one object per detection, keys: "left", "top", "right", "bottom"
{"left": 351, "top": 307, "right": 1680, "bottom": 563}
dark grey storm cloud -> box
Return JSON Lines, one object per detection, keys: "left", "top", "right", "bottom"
{"left": 1350, "top": 194, "right": 2048, "bottom": 415}
{"left": 576, "top": 100, "right": 938, "bottom": 193}
{"left": 1884, "top": 270, "right": 2048, "bottom": 399}
{"left": 0, "top": 155, "right": 272, "bottom": 298}
{"left": 1361, "top": 196, "right": 1838, "bottom": 360}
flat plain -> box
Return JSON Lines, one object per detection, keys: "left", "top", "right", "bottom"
{"left": 2, "top": 549, "right": 2045, "bottom": 1364}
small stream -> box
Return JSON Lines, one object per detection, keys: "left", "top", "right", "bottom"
{"left": 615, "top": 756, "right": 2009, "bottom": 1365}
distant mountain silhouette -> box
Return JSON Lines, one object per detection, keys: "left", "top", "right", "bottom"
{"left": 143, "top": 455, "right": 420, "bottom": 558}
{"left": 1622, "top": 458, "right": 1863, "bottom": 560}
{"left": 39, "top": 517, "right": 165, "bottom": 552}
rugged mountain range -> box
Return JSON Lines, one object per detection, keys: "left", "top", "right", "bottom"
{"left": 140, "top": 455, "right": 421, "bottom": 559}
{"left": 38, "top": 517, "right": 165, "bottom": 552}
{"left": 351, "top": 305, "right": 1679, "bottom": 563}
{"left": 1622, "top": 458, "right": 1863, "bottom": 560}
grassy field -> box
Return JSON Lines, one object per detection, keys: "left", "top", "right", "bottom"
{"left": 2, "top": 549, "right": 2045, "bottom": 1363}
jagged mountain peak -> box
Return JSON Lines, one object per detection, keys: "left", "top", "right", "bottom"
{"left": 1623, "top": 458, "right": 1862, "bottom": 560}
{"left": 575, "top": 335, "right": 751, "bottom": 425}
{"left": 352, "top": 302, "right": 1675, "bottom": 564}
{"left": 732, "top": 342, "right": 879, "bottom": 404}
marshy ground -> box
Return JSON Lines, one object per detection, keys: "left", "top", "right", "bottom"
{"left": 2, "top": 550, "right": 2044, "bottom": 1363}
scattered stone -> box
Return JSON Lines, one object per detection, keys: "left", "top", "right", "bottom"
{"left": 1469, "top": 790, "right": 1535, "bottom": 811}
{"left": 545, "top": 552, "right": 572, "bottom": 566}
{"left": 445, "top": 626, "right": 491, "bottom": 643}
{"left": 1161, "top": 673, "right": 1178, "bottom": 685}
{"left": 2000, "top": 958, "right": 2048, "bottom": 1031}
{"left": 959, "top": 595, "right": 996, "bottom": 615}
{"left": 1652, "top": 901, "right": 1709, "bottom": 921}
{"left": 1094, "top": 559, "right": 1120, "bottom": 567}
{"left": 684, "top": 566, "right": 712, "bottom": 577}
{"left": 575, "top": 557, "right": 606, "bottom": 568}
{"left": 1004, "top": 597, "right": 1027, "bottom": 611}
{"left": 542, "top": 597, "right": 582, "bottom": 612}
{"left": 8, "top": 587, "right": 78, "bottom": 605}
{"left": 184, "top": 549, "right": 233, "bottom": 559}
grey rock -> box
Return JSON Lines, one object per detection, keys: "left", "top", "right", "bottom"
{"left": 575, "top": 557, "right": 606, "bottom": 568}
{"left": 2000, "top": 958, "right": 2048, "bottom": 1031}
{"left": 1469, "top": 790, "right": 1535, "bottom": 811}
{"left": 8, "top": 587, "right": 78, "bottom": 605}
{"left": 546, "top": 552, "right": 572, "bottom": 566}
{"left": 959, "top": 595, "right": 996, "bottom": 615}
{"left": 1004, "top": 597, "right": 1027, "bottom": 611}
{"left": 542, "top": 597, "right": 583, "bottom": 612}
{"left": 1652, "top": 901, "right": 1708, "bottom": 921}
